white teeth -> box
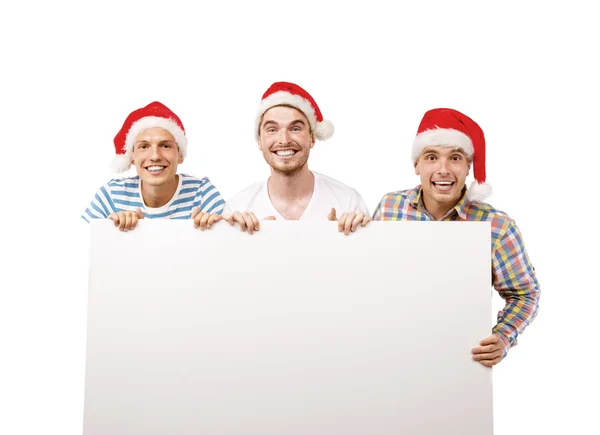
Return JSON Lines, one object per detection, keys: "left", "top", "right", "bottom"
{"left": 275, "top": 150, "right": 296, "bottom": 156}
{"left": 147, "top": 166, "right": 165, "bottom": 172}
{"left": 433, "top": 181, "right": 453, "bottom": 191}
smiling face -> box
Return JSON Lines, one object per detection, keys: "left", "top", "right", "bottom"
{"left": 414, "top": 146, "right": 471, "bottom": 217}
{"left": 257, "top": 105, "right": 315, "bottom": 176}
{"left": 131, "top": 127, "right": 183, "bottom": 188}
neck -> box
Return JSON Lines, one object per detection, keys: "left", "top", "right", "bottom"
{"left": 421, "top": 187, "right": 465, "bottom": 220}
{"left": 423, "top": 198, "right": 454, "bottom": 220}
{"left": 267, "top": 167, "right": 314, "bottom": 200}
{"left": 141, "top": 175, "right": 179, "bottom": 208}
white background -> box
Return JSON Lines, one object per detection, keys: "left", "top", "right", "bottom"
{"left": 0, "top": 1, "right": 597, "bottom": 434}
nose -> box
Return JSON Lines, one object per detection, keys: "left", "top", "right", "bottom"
{"left": 276, "top": 129, "right": 290, "bottom": 145}
{"left": 150, "top": 144, "right": 162, "bottom": 160}
{"left": 436, "top": 158, "right": 449, "bottom": 175}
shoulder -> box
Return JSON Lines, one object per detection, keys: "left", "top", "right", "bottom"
{"left": 178, "top": 173, "right": 212, "bottom": 189}
{"left": 96, "top": 176, "right": 140, "bottom": 197}
{"left": 467, "top": 200, "right": 512, "bottom": 222}
{"left": 230, "top": 179, "right": 265, "bottom": 198}
{"left": 466, "top": 200, "right": 517, "bottom": 233}
{"left": 376, "top": 187, "right": 418, "bottom": 206}
{"left": 105, "top": 176, "right": 140, "bottom": 188}
{"left": 227, "top": 179, "right": 265, "bottom": 206}
{"left": 314, "top": 172, "right": 362, "bottom": 197}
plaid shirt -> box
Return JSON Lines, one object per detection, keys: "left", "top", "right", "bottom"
{"left": 373, "top": 186, "right": 540, "bottom": 356}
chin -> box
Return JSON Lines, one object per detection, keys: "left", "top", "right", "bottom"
{"left": 143, "top": 175, "right": 169, "bottom": 185}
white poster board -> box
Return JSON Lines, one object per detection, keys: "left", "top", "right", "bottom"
{"left": 84, "top": 220, "right": 493, "bottom": 435}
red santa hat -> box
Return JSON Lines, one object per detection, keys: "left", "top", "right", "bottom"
{"left": 256, "top": 82, "right": 334, "bottom": 141}
{"left": 112, "top": 101, "right": 188, "bottom": 173}
{"left": 412, "top": 108, "right": 491, "bottom": 201}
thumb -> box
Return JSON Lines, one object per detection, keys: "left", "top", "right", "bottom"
{"left": 136, "top": 208, "right": 145, "bottom": 219}
{"left": 263, "top": 216, "right": 276, "bottom": 220}
{"left": 327, "top": 207, "right": 337, "bottom": 221}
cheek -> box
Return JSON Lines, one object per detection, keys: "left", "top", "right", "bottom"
{"left": 458, "top": 163, "right": 470, "bottom": 178}
{"left": 260, "top": 137, "right": 276, "bottom": 152}
{"left": 416, "top": 163, "right": 433, "bottom": 178}
{"left": 257, "top": 137, "right": 266, "bottom": 150}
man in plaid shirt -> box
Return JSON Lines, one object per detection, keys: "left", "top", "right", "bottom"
{"left": 372, "top": 108, "right": 540, "bottom": 367}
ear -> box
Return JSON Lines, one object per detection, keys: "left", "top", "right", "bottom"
{"left": 414, "top": 161, "right": 420, "bottom": 175}
{"left": 256, "top": 136, "right": 263, "bottom": 152}
{"left": 310, "top": 133, "right": 315, "bottom": 149}
{"left": 176, "top": 145, "right": 184, "bottom": 164}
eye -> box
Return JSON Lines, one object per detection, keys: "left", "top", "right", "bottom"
{"left": 451, "top": 154, "right": 463, "bottom": 161}
{"left": 137, "top": 144, "right": 148, "bottom": 150}
{"left": 266, "top": 128, "right": 276, "bottom": 133}
{"left": 161, "top": 143, "right": 172, "bottom": 148}
{"left": 425, "top": 154, "right": 435, "bottom": 161}
{"left": 291, "top": 126, "right": 301, "bottom": 132}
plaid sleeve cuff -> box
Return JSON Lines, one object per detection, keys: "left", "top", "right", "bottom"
{"left": 492, "top": 325, "right": 515, "bottom": 358}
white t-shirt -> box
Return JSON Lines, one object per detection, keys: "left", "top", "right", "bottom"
{"left": 226, "top": 172, "right": 370, "bottom": 220}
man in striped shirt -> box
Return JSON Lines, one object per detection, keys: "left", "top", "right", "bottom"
{"left": 373, "top": 108, "right": 540, "bottom": 367}
{"left": 82, "top": 101, "right": 231, "bottom": 232}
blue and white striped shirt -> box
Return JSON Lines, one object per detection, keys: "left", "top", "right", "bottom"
{"left": 81, "top": 174, "right": 225, "bottom": 222}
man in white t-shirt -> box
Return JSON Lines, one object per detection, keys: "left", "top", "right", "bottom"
{"left": 227, "top": 81, "right": 370, "bottom": 234}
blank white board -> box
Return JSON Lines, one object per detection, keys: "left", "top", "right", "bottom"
{"left": 84, "top": 220, "right": 493, "bottom": 435}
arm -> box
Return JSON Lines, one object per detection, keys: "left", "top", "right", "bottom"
{"left": 334, "top": 191, "right": 373, "bottom": 235}
{"left": 491, "top": 219, "right": 541, "bottom": 356}
{"left": 198, "top": 178, "right": 226, "bottom": 215}
{"left": 81, "top": 184, "right": 117, "bottom": 222}
{"left": 81, "top": 184, "right": 144, "bottom": 231}
{"left": 354, "top": 191, "right": 371, "bottom": 217}
{"left": 372, "top": 197, "right": 384, "bottom": 221}
{"left": 191, "top": 178, "right": 227, "bottom": 230}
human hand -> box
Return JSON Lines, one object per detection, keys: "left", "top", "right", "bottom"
{"left": 471, "top": 334, "right": 508, "bottom": 367}
{"left": 108, "top": 208, "right": 144, "bottom": 232}
{"left": 191, "top": 207, "right": 223, "bottom": 230}
{"left": 222, "top": 211, "right": 261, "bottom": 234}
{"left": 337, "top": 212, "right": 372, "bottom": 235}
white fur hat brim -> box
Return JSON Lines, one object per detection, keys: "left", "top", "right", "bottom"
{"left": 412, "top": 128, "right": 474, "bottom": 162}
{"left": 255, "top": 91, "right": 334, "bottom": 141}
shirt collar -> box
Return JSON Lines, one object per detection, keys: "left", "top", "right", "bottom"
{"left": 411, "top": 185, "right": 470, "bottom": 220}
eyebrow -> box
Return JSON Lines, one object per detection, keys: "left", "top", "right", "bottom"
{"left": 262, "top": 119, "right": 307, "bottom": 128}
{"left": 422, "top": 147, "right": 466, "bottom": 156}
{"left": 135, "top": 139, "right": 176, "bottom": 145}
